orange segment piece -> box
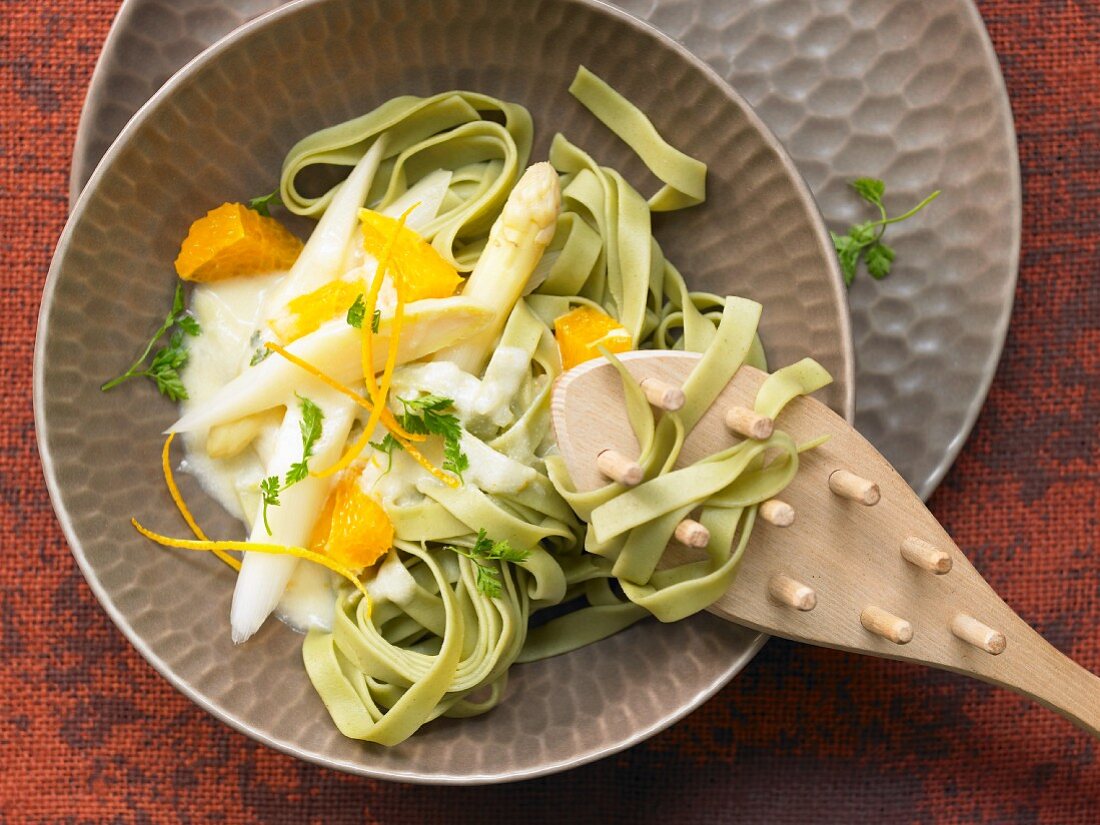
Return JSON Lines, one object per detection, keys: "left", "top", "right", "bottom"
{"left": 175, "top": 202, "right": 303, "bottom": 282}
{"left": 269, "top": 279, "right": 364, "bottom": 343}
{"left": 554, "top": 305, "right": 633, "bottom": 371}
{"left": 359, "top": 209, "right": 462, "bottom": 302}
{"left": 309, "top": 469, "right": 393, "bottom": 571}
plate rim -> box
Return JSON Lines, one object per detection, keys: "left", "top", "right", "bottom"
{"left": 906, "top": 0, "right": 1021, "bottom": 499}
{"left": 38, "top": 0, "right": 852, "bottom": 783}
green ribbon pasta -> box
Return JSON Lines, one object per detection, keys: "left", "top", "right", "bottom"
{"left": 287, "top": 68, "right": 830, "bottom": 745}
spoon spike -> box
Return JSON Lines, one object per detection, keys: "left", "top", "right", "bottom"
{"left": 828, "top": 469, "right": 880, "bottom": 506}
{"left": 769, "top": 574, "right": 816, "bottom": 611}
{"left": 901, "top": 536, "right": 953, "bottom": 574}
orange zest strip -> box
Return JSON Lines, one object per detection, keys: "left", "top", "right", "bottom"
{"left": 161, "top": 433, "right": 241, "bottom": 572}
{"left": 263, "top": 341, "right": 423, "bottom": 442}
{"left": 263, "top": 341, "right": 458, "bottom": 488}
{"left": 353, "top": 205, "right": 417, "bottom": 475}
{"left": 361, "top": 207, "right": 411, "bottom": 404}
{"left": 131, "top": 518, "right": 371, "bottom": 608}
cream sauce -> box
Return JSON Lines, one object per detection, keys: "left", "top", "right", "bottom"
{"left": 177, "top": 267, "right": 540, "bottom": 635}
{"left": 179, "top": 272, "right": 285, "bottom": 522}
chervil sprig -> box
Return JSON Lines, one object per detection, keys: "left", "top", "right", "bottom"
{"left": 373, "top": 394, "right": 468, "bottom": 481}
{"left": 246, "top": 190, "right": 283, "bottom": 218}
{"left": 346, "top": 293, "right": 381, "bottom": 333}
{"left": 445, "top": 529, "right": 531, "bottom": 597}
{"left": 259, "top": 475, "right": 281, "bottom": 534}
{"left": 831, "top": 178, "right": 940, "bottom": 286}
{"left": 285, "top": 394, "right": 324, "bottom": 484}
{"left": 257, "top": 394, "right": 325, "bottom": 534}
{"left": 101, "top": 283, "right": 201, "bottom": 400}
{"left": 369, "top": 432, "right": 401, "bottom": 472}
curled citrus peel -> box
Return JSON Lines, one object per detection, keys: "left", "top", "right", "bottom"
{"left": 357, "top": 205, "right": 414, "bottom": 458}
{"left": 131, "top": 519, "right": 371, "bottom": 606}
{"left": 161, "top": 433, "right": 240, "bottom": 571}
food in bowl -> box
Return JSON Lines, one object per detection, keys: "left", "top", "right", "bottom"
{"left": 108, "top": 67, "right": 830, "bottom": 745}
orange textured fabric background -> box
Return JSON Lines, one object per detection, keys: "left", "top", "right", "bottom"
{"left": 2, "top": 1, "right": 1098, "bottom": 822}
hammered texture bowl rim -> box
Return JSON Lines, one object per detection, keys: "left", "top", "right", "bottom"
{"left": 38, "top": 0, "right": 853, "bottom": 783}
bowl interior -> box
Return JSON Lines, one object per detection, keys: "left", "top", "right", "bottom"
{"left": 37, "top": 0, "right": 852, "bottom": 782}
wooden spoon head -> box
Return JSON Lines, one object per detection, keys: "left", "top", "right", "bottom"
{"left": 552, "top": 351, "right": 783, "bottom": 494}
{"left": 550, "top": 352, "right": 1100, "bottom": 741}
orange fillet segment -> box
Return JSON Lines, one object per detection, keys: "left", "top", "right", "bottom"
{"left": 359, "top": 209, "right": 462, "bottom": 302}
{"left": 309, "top": 468, "right": 393, "bottom": 570}
{"left": 554, "top": 305, "right": 633, "bottom": 370}
{"left": 175, "top": 202, "right": 303, "bottom": 282}
{"left": 269, "top": 279, "right": 364, "bottom": 343}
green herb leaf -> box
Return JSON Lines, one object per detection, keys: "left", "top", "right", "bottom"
{"left": 346, "top": 294, "right": 366, "bottom": 329}
{"left": 101, "top": 283, "right": 199, "bottom": 400}
{"left": 297, "top": 395, "right": 324, "bottom": 459}
{"left": 260, "top": 475, "right": 281, "bottom": 535}
{"left": 177, "top": 315, "right": 201, "bottom": 337}
{"left": 444, "top": 529, "right": 531, "bottom": 597}
{"left": 347, "top": 296, "right": 381, "bottom": 334}
{"left": 248, "top": 331, "right": 272, "bottom": 366}
{"left": 831, "top": 232, "right": 860, "bottom": 285}
{"left": 834, "top": 180, "right": 939, "bottom": 286}
{"left": 851, "top": 177, "right": 885, "bottom": 206}
{"left": 247, "top": 190, "right": 283, "bottom": 218}
{"left": 443, "top": 437, "right": 469, "bottom": 480}
{"left": 281, "top": 394, "right": 324, "bottom": 487}
{"left": 848, "top": 220, "right": 876, "bottom": 246}
{"left": 370, "top": 433, "right": 402, "bottom": 473}
{"left": 396, "top": 395, "right": 467, "bottom": 481}
{"left": 284, "top": 462, "right": 309, "bottom": 486}
{"left": 865, "top": 242, "right": 896, "bottom": 280}
{"left": 474, "top": 565, "right": 502, "bottom": 598}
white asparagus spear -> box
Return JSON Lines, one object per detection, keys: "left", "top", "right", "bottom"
{"left": 435, "top": 162, "right": 560, "bottom": 375}
{"left": 230, "top": 384, "right": 355, "bottom": 643}
{"left": 270, "top": 135, "right": 388, "bottom": 312}
{"left": 170, "top": 297, "right": 492, "bottom": 434}
{"left": 206, "top": 409, "right": 283, "bottom": 459}
{"left": 228, "top": 139, "right": 387, "bottom": 642}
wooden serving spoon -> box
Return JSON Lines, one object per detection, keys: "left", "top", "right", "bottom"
{"left": 551, "top": 351, "right": 1100, "bottom": 738}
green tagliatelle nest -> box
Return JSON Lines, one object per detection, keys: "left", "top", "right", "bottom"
{"left": 238, "top": 67, "right": 834, "bottom": 746}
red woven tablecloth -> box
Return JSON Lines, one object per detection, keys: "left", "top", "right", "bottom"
{"left": 3, "top": 2, "right": 1098, "bottom": 822}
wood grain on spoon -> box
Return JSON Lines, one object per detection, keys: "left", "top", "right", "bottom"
{"left": 551, "top": 351, "right": 1100, "bottom": 740}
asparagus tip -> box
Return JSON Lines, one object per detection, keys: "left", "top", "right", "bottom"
{"left": 501, "top": 162, "right": 560, "bottom": 246}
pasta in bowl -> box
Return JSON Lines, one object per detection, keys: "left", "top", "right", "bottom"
{"left": 36, "top": 0, "right": 852, "bottom": 781}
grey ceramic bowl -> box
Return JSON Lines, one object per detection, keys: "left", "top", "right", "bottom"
{"left": 36, "top": 0, "right": 853, "bottom": 782}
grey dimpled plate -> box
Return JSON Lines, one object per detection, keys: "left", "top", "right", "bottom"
{"left": 39, "top": 0, "right": 853, "bottom": 782}
{"left": 70, "top": 0, "right": 1020, "bottom": 503}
